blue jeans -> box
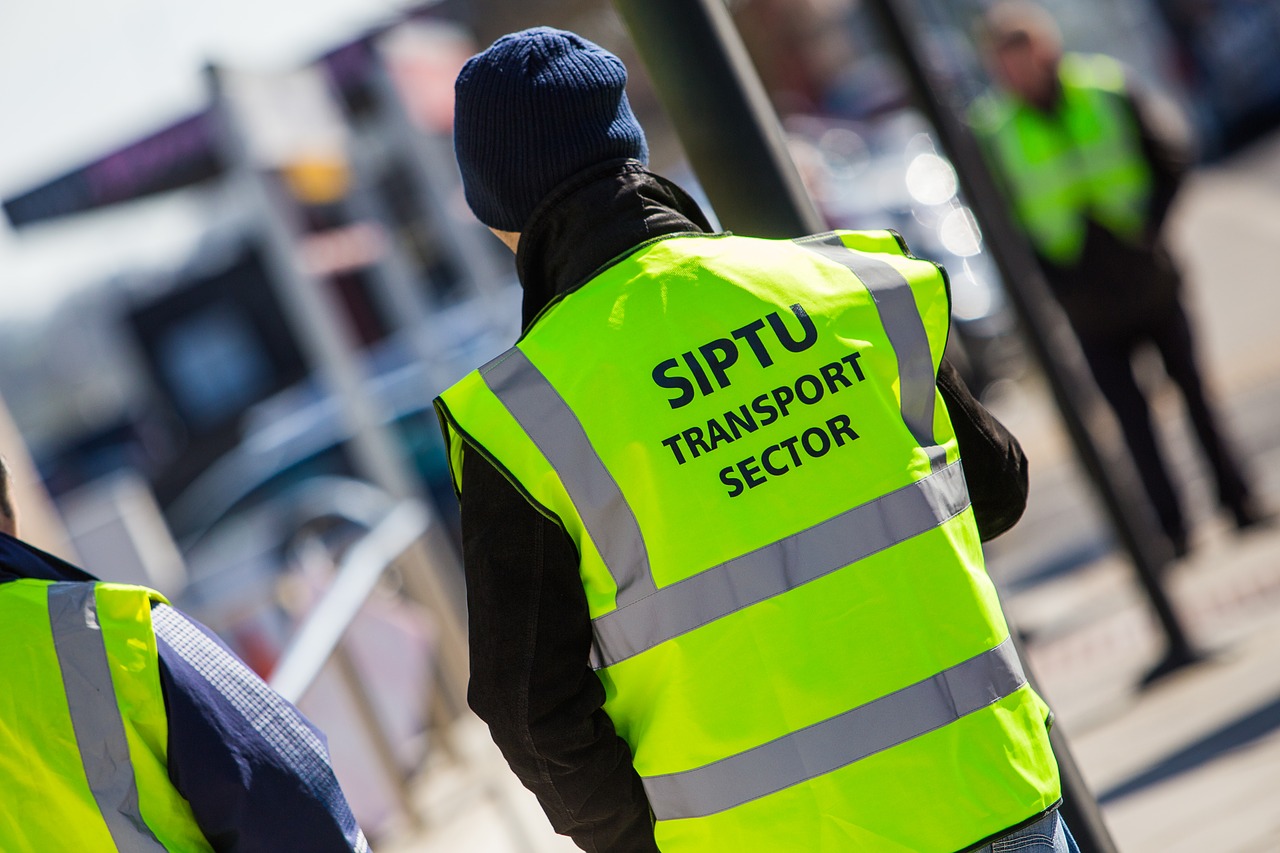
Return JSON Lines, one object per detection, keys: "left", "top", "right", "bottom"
{"left": 974, "top": 811, "right": 1079, "bottom": 853}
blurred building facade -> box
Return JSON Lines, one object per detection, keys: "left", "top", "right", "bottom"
{"left": 1, "top": 10, "right": 518, "bottom": 540}
{"left": 0, "top": 8, "right": 516, "bottom": 837}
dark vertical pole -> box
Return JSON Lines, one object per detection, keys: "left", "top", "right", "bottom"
{"left": 614, "top": 3, "right": 1129, "bottom": 851}
{"left": 862, "top": 0, "right": 1192, "bottom": 844}
{"left": 1009, "top": 632, "right": 1121, "bottom": 853}
{"left": 860, "top": 0, "right": 1200, "bottom": 682}
{"left": 613, "top": 0, "right": 824, "bottom": 238}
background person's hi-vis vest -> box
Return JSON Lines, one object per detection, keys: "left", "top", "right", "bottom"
{"left": 973, "top": 53, "right": 1154, "bottom": 266}
{"left": 0, "top": 580, "right": 214, "bottom": 852}
{"left": 436, "top": 231, "right": 1061, "bottom": 851}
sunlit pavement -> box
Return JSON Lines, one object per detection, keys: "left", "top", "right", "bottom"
{"left": 376, "top": 716, "right": 578, "bottom": 853}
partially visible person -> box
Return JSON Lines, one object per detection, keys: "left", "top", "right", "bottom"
{"left": 971, "top": 1, "right": 1268, "bottom": 556}
{"left": 0, "top": 454, "right": 370, "bottom": 852}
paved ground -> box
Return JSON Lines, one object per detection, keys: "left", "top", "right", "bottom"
{"left": 376, "top": 130, "right": 1280, "bottom": 852}
{"left": 992, "top": 468, "right": 1280, "bottom": 853}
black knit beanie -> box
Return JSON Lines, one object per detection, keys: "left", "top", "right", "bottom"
{"left": 453, "top": 26, "right": 650, "bottom": 232}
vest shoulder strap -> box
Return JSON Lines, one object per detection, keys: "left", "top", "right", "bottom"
{"left": 1060, "top": 52, "right": 1128, "bottom": 96}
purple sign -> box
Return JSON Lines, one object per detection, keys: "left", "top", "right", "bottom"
{"left": 3, "top": 111, "right": 225, "bottom": 228}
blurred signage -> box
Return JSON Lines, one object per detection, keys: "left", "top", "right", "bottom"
{"left": 1, "top": 13, "right": 468, "bottom": 229}
{"left": 2, "top": 111, "right": 225, "bottom": 229}
{"left": 125, "top": 245, "right": 313, "bottom": 507}
{"left": 319, "top": 38, "right": 382, "bottom": 119}
{"left": 126, "top": 246, "right": 308, "bottom": 437}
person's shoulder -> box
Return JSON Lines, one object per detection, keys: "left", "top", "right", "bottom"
{"left": 807, "top": 229, "right": 914, "bottom": 259}
{"left": 0, "top": 532, "right": 97, "bottom": 583}
{"left": 1060, "top": 52, "right": 1130, "bottom": 95}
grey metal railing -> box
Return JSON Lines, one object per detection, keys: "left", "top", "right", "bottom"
{"left": 263, "top": 481, "right": 536, "bottom": 851}
{"left": 269, "top": 494, "right": 435, "bottom": 828}
{"left": 269, "top": 498, "right": 432, "bottom": 702}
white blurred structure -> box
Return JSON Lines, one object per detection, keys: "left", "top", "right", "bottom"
{"left": 60, "top": 469, "right": 188, "bottom": 596}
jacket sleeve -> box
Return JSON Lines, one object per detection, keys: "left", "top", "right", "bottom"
{"left": 459, "top": 448, "right": 659, "bottom": 853}
{"left": 153, "top": 605, "right": 369, "bottom": 853}
{"left": 938, "top": 357, "right": 1029, "bottom": 541}
{"left": 1122, "top": 76, "right": 1192, "bottom": 235}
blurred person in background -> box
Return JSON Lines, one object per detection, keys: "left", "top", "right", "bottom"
{"left": 0, "top": 455, "right": 369, "bottom": 852}
{"left": 435, "top": 26, "right": 1075, "bottom": 852}
{"left": 971, "top": 0, "right": 1268, "bottom": 557}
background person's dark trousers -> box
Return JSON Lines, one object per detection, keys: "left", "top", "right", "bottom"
{"left": 1078, "top": 299, "right": 1258, "bottom": 555}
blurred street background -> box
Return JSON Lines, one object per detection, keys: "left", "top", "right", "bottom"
{"left": 2, "top": 0, "right": 1279, "bottom": 850}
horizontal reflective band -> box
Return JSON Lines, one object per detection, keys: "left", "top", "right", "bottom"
{"left": 643, "top": 637, "right": 1027, "bottom": 821}
{"left": 796, "top": 235, "right": 943, "bottom": 466}
{"left": 482, "top": 348, "right": 656, "bottom": 606}
{"left": 590, "top": 460, "right": 969, "bottom": 669}
{"left": 48, "top": 583, "right": 168, "bottom": 852}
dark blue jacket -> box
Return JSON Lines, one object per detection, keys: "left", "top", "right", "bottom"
{"left": 0, "top": 532, "right": 368, "bottom": 852}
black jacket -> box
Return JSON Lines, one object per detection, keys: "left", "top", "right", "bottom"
{"left": 458, "top": 160, "right": 1031, "bottom": 852}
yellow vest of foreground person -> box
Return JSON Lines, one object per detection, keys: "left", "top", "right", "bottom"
{"left": 974, "top": 52, "right": 1153, "bottom": 266}
{"left": 0, "top": 579, "right": 213, "bottom": 852}
{"left": 436, "top": 230, "right": 1061, "bottom": 851}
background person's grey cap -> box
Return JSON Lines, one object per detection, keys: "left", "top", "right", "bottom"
{"left": 453, "top": 26, "right": 649, "bottom": 232}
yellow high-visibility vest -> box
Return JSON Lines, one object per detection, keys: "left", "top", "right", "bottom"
{"left": 437, "top": 230, "right": 1061, "bottom": 851}
{"left": 0, "top": 579, "right": 214, "bottom": 852}
{"left": 974, "top": 53, "right": 1153, "bottom": 265}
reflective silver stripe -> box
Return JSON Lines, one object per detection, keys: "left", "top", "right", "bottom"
{"left": 796, "top": 235, "right": 944, "bottom": 466}
{"left": 48, "top": 583, "right": 168, "bottom": 852}
{"left": 482, "top": 348, "right": 656, "bottom": 605}
{"left": 643, "top": 637, "right": 1027, "bottom": 821}
{"left": 590, "top": 460, "right": 969, "bottom": 669}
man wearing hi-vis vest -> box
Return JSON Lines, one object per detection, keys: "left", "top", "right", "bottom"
{"left": 0, "top": 456, "right": 370, "bottom": 851}
{"left": 971, "top": 2, "right": 1266, "bottom": 560}
{"left": 437, "top": 26, "right": 1077, "bottom": 853}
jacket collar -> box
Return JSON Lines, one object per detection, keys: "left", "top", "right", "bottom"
{"left": 0, "top": 532, "right": 97, "bottom": 585}
{"left": 513, "top": 159, "right": 715, "bottom": 330}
